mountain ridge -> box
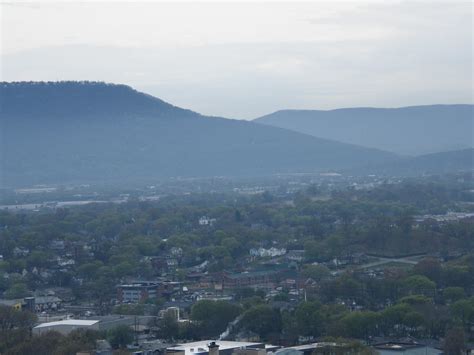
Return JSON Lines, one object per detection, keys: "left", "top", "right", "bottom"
{"left": 0, "top": 81, "right": 397, "bottom": 187}
{"left": 0, "top": 81, "right": 198, "bottom": 119}
{"left": 261, "top": 103, "right": 470, "bottom": 115}
{"left": 350, "top": 148, "right": 474, "bottom": 176}
{"left": 255, "top": 104, "right": 474, "bottom": 155}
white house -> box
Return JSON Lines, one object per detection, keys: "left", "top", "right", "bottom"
{"left": 199, "top": 216, "right": 217, "bottom": 226}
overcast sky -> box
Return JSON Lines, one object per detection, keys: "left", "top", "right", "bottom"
{"left": 1, "top": 1, "right": 472, "bottom": 119}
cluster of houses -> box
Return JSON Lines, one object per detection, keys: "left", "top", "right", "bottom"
{"left": 2, "top": 224, "right": 454, "bottom": 355}
{"left": 2, "top": 240, "right": 467, "bottom": 355}
{"left": 249, "top": 248, "right": 287, "bottom": 258}
{"left": 1, "top": 238, "right": 96, "bottom": 287}
{"left": 0, "top": 295, "right": 62, "bottom": 313}
{"left": 2, "top": 230, "right": 414, "bottom": 324}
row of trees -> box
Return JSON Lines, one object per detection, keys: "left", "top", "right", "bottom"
{"left": 153, "top": 292, "right": 472, "bottom": 349}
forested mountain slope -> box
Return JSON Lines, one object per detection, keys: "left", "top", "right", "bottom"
{"left": 0, "top": 82, "right": 396, "bottom": 187}
{"left": 255, "top": 105, "right": 473, "bottom": 155}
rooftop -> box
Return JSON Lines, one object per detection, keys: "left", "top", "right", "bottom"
{"left": 283, "top": 343, "right": 339, "bottom": 351}
{"left": 168, "top": 340, "right": 263, "bottom": 355}
{"left": 373, "top": 342, "right": 424, "bottom": 350}
{"left": 118, "top": 281, "right": 161, "bottom": 288}
{"left": 225, "top": 270, "right": 279, "bottom": 279}
{"left": 34, "top": 319, "right": 99, "bottom": 328}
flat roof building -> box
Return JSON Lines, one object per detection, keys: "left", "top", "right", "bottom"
{"left": 33, "top": 315, "right": 137, "bottom": 335}
{"left": 372, "top": 342, "right": 443, "bottom": 355}
{"left": 167, "top": 340, "right": 265, "bottom": 355}
{"left": 33, "top": 319, "right": 100, "bottom": 335}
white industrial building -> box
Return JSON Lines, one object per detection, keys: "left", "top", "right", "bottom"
{"left": 32, "top": 315, "right": 138, "bottom": 336}
{"left": 33, "top": 319, "right": 100, "bottom": 335}
{"left": 167, "top": 340, "right": 265, "bottom": 355}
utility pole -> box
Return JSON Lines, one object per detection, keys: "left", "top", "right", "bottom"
{"left": 134, "top": 315, "right": 138, "bottom": 345}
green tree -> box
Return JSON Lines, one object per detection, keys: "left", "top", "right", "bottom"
{"left": 53, "top": 329, "right": 101, "bottom": 355}
{"left": 235, "top": 287, "right": 264, "bottom": 301}
{"left": 413, "top": 258, "right": 442, "bottom": 282}
{"left": 240, "top": 305, "right": 282, "bottom": 339}
{"left": 4, "top": 283, "right": 29, "bottom": 299}
{"left": 0, "top": 305, "right": 37, "bottom": 331}
{"left": 450, "top": 298, "right": 474, "bottom": 326}
{"left": 399, "top": 294, "right": 432, "bottom": 306}
{"left": 26, "top": 250, "right": 50, "bottom": 269}
{"left": 158, "top": 312, "right": 179, "bottom": 341}
{"left": 301, "top": 264, "right": 330, "bottom": 282}
{"left": 107, "top": 325, "right": 134, "bottom": 349}
{"left": 77, "top": 261, "right": 103, "bottom": 280}
{"left": 338, "top": 311, "right": 380, "bottom": 340}
{"left": 113, "top": 304, "right": 145, "bottom": 316}
{"left": 402, "top": 275, "right": 436, "bottom": 296}
{"left": 443, "top": 327, "right": 466, "bottom": 355}
{"left": 191, "top": 300, "right": 241, "bottom": 338}
{"left": 304, "top": 240, "right": 324, "bottom": 261}
{"left": 113, "top": 261, "right": 135, "bottom": 278}
{"left": 442, "top": 266, "right": 470, "bottom": 288}
{"left": 295, "top": 301, "right": 324, "bottom": 336}
{"left": 4, "top": 331, "right": 63, "bottom": 355}
{"left": 0, "top": 306, "right": 37, "bottom": 353}
{"left": 443, "top": 287, "right": 466, "bottom": 304}
{"left": 402, "top": 311, "right": 424, "bottom": 329}
{"left": 381, "top": 303, "right": 412, "bottom": 332}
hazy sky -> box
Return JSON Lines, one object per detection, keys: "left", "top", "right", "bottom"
{"left": 1, "top": 1, "right": 472, "bottom": 119}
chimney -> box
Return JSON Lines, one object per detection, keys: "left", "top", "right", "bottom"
{"left": 208, "top": 342, "right": 219, "bottom": 355}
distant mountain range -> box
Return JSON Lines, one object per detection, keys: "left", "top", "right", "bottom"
{"left": 0, "top": 82, "right": 397, "bottom": 187}
{"left": 353, "top": 148, "right": 473, "bottom": 176}
{"left": 255, "top": 105, "right": 473, "bottom": 155}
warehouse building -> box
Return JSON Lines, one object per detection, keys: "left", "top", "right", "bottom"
{"left": 33, "top": 319, "right": 100, "bottom": 335}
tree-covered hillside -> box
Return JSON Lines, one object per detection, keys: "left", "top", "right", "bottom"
{"left": 0, "top": 82, "right": 396, "bottom": 187}
{"left": 255, "top": 105, "right": 474, "bottom": 155}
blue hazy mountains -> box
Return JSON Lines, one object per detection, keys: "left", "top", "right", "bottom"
{"left": 1, "top": 82, "right": 397, "bottom": 187}
{"left": 354, "top": 148, "right": 473, "bottom": 176}
{"left": 255, "top": 105, "right": 473, "bottom": 155}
